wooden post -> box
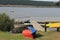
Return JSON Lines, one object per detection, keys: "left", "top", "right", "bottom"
{"left": 45, "top": 27, "right": 47, "bottom": 32}
{"left": 57, "top": 28, "right": 59, "bottom": 31}
{"left": 45, "top": 22, "right": 47, "bottom": 32}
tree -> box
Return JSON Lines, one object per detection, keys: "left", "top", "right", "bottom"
{"left": 0, "top": 13, "right": 14, "bottom": 31}
{"left": 56, "top": 1, "right": 60, "bottom": 6}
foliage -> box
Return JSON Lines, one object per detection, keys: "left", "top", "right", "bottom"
{"left": 0, "top": 0, "right": 59, "bottom": 6}
{"left": 56, "top": 1, "right": 60, "bottom": 6}
{"left": 0, "top": 13, "right": 14, "bottom": 31}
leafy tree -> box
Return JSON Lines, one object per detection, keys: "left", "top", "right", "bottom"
{"left": 0, "top": 13, "right": 14, "bottom": 31}
{"left": 56, "top": 1, "right": 60, "bottom": 6}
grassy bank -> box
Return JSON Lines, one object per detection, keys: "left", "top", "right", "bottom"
{"left": 0, "top": 31, "right": 60, "bottom": 40}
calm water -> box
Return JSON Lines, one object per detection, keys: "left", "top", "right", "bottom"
{"left": 0, "top": 7, "right": 60, "bottom": 21}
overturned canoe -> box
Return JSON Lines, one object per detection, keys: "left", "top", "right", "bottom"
{"left": 46, "top": 23, "right": 60, "bottom": 28}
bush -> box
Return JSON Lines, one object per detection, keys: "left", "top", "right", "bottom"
{"left": 0, "top": 13, "right": 14, "bottom": 31}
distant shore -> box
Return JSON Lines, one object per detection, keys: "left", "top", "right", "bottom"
{"left": 0, "top": 5, "right": 60, "bottom": 8}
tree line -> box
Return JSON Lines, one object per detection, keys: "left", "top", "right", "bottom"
{"left": 0, "top": 0, "right": 60, "bottom": 6}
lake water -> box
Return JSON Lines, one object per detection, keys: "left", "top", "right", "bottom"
{"left": 0, "top": 7, "right": 60, "bottom": 21}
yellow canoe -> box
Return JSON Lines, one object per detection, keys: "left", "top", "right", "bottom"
{"left": 46, "top": 23, "right": 60, "bottom": 28}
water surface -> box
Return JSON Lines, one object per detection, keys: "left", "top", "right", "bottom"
{"left": 0, "top": 7, "right": 60, "bottom": 21}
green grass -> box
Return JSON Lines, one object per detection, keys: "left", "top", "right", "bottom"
{"left": 0, "top": 31, "right": 60, "bottom": 40}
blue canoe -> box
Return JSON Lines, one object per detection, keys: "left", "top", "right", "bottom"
{"left": 28, "top": 26, "right": 36, "bottom": 34}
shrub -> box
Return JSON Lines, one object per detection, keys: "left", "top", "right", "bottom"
{"left": 0, "top": 13, "right": 14, "bottom": 31}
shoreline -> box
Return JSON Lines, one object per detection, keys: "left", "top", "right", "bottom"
{"left": 0, "top": 5, "right": 60, "bottom": 8}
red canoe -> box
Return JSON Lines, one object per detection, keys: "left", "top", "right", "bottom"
{"left": 22, "top": 29, "right": 33, "bottom": 38}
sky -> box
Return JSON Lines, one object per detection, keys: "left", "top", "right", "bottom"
{"left": 32, "top": 0, "right": 59, "bottom": 2}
